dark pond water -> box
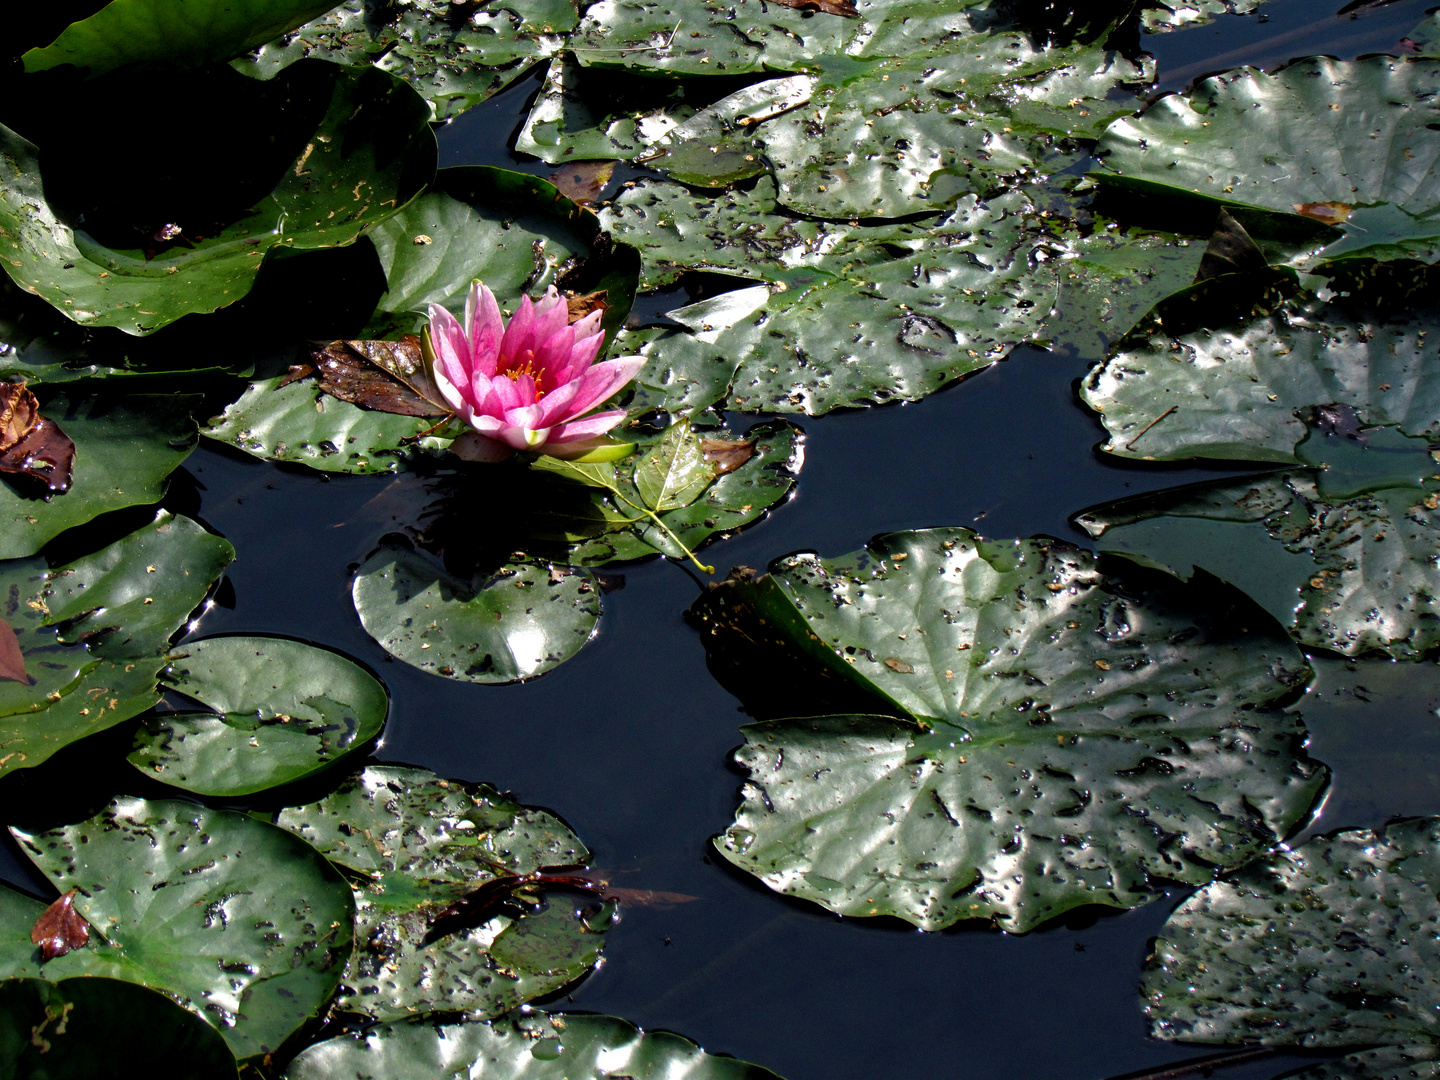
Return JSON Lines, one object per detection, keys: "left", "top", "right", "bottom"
{"left": 6, "top": 2, "right": 1440, "bottom": 1078}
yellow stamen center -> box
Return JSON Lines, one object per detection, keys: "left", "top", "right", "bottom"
{"left": 503, "top": 358, "right": 546, "bottom": 398}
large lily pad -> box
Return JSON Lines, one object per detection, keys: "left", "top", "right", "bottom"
{"left": 0, "top": 797, "right": 355, "bottom": 1061}
{"left": 236, "top": 0, "right": 577, "bottom": 121}
{"left": 352, "top": 543, "right": 601, "bottom": 683}
{"left": 1081, "top": 282, "right": 1440, "bottom": 463}
{"left": 0, "top": 976, "right": 238, "bottom": 1079}
{"left": 286, "top": 1011, "right": 784, "bottom": 1080}
{"left": 692, "top": 528, "right": 1325, "bottom": 932}
{"left": 1144, "top": 816, "right": 1440, "bottom": 1064}
{"left": 1092, "top": 57, "right": 1440, "bottom": 263}
{"left": 128, "top": 635, "right": 389, "bottom": 797}
{"left": 0, "top": 392, "right": 199, "bottom": 560}
{"left": 0, "top": 511, "right": 234, "bottom": 778}
{"left": 22, "top": 0, "right": 339, "bottom": 76}
{"left": 0, "top": 62, "right": 435, "bottom": 335}
{"left": 1139, "top": 0, "right": 1269, "bottom": 33}
{"left": 610, "top": 191, "right": 1060, "bottom": 415}
{"left": 275, "top": 765, "right": 606, "bottom": 1022}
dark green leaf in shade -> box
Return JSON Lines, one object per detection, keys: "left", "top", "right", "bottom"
{"left": 1092, "top": 58, "right": 1440, "bottom": 264}
{"left": 0, "top": 976, "right": 238, "bottom": 1079}
{"left": 22, "top": 0, "right": 339, "bottom": 76}
{"left": 1075, "top": 456, "right": 1440, "bottom": 659}
{"left": 0, "top": 393, "right": 198, "bottom": 559}
{"left": 0, "top": 797, "right": 355, "bottom": 1062}
{"left": 1144, "top": 816, "right": 1440, "bottom": 1058}
{"left": 0, "top": 511, "right": 233, "bottom": 778}
{"left": 235, "top": 0, "right": 579, "bottom": 121}
{"left": 352, "top": 543, "right": 601, "bottom": 683}
{"left": 127, "top": 636, "right": 388, "bottom": 797}
{"left": 284, "top": 1011, "right": 785, "bottom": 1080}
{"left": 0, "top": 63, "right": 435, "bottom": 335}
{"left": 527, "top": 420, "right": 801, "bottom": 565}
{"left": 1081, "top": 281, "right": 1440, "bottom": 464}
{"left": 692, "top": 528, "right": 1324, "bottom": 932}
{"left": 275, "top": 765, "right": 605, "bottom": 1021}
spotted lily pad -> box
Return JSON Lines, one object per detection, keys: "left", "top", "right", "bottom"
{"left": 285, "top": 1011, "right": 784, "bottom": 1080}
{"left": 0, "top": 392, "right": 199, "bottom": 559}
{"left": 1139, "top": 0, "right": 1270, "bottom": 33}
{"left": 1144, "top": 816, "right": 1440, "bottom": 1076}
{"left": 0, "top": 62, "right": 435, "bottom": 335}
{"left": 0, "top": 511, "right": 233, "bottom": 779}
{"left": 22, "top": 0, "right": 339, "bottom": 75}
{"left": 275, "top": 765, "right": 606, "bottom": 1022}
{"left": 1093, "top": 57, "right": 1440, "bottom": 264}
{"left": 128, "top": 636, "right": 389, "bottom": 797}
{"left": 691, "top": 528, "right": 1325, "bottom": 932}
{"left": 352, "top": 543, "right": 601, "bottom": 683}
{"left": 0, "top": 797, "right": 354, "bottom": 1062}
{"left": 0, "top": 976, "right": 239, "bottom": 1079}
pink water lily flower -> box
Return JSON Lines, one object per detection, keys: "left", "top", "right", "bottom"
{"left": 424, "top": 282, "right": 644, "bottom": 461}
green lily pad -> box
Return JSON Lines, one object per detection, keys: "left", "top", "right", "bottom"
{"left": 275, "top": 765, "right": 605, "bottom": 1021}
{"left": 1076, "top": 454, "right": 1440, "bottom": 659}
{"left": 352, "top": 543, "right": 601, "bottom": 683}
{"left": 1403, "top": 10, "right": 1440, "bottom": 58}
{"left": 525, "top": 420, "right": 801, "bottom": 565}
{"left": 1144, "top": 816, "right": 1440, "bottom": 1060}
{"left": 0, "top": 511, "right": 234, "bottom": 778}
{"left": 0, "top": 392, "right": 199, "bottom": 559}
{"left": 1092, "top": 57, "right": 1440, "bottom": 263}
{"left": 613, "top": 190, "right": 1060, "bottom": 415}
{"left": 1304, "top": 202, "right": 1440, "bottom": 267}
{"left": 285, "top": 1011, "right": 784, "bottom": 1080}
{"left": 0, "top": 976, "right": 238, "bottom": 1079}
{"left": 692, "top": 528, "right": 1324, "bottom": 932}
{"left": 0, "top": 62, "right": 435, "bottom": 335}
{"left": 235, "top": 0, "right": 578, "bottom": 121}
{"left": 0, "top": 797, "right": 355, "bottom": 1061}
{"left": 570, "top": 0, "right": 1001, "bottom": 76}
{"left": 127, "top": 635, "right": 389, "bottom": 797}
{"left": 22, "top": 0, "right": 339, "bottom": 76}
{"left": 1139, "top": 0, "right": 1269, "bottom": 33}
{"left": 1081, "top": 281, "right": 1440, "bottom": 463}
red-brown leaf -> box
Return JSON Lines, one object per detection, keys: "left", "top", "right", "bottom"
{"left": 566, "top": 290, "right": 610, "bottom": 324}
{"left": 0, "top": 617, "right": 30, "bottom": 685}
{"left": 313, "top": 338, "right": 450, "bottom": 417}
{"left": 1294, "top": 202, "right": 1353, "bottom": 225}
{"left": 701, "top": 437, "right": 756, "bottom": 475}
{"left": 0, "top": 383, "right": 75, "bottom": 493}
{"left": 30, "top": 889, "right": 89, "bottom": 960}
{"left": 773, "top": 0, "right": 858, "bottom": 15}
{"left": 549, "top": 161, "right": 618, "bottom": 205}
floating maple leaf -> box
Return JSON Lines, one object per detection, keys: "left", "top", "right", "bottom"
{"left": 0, "top": 382, "right": 75, "bottom": 493}
{"left": 0, "top": 617, "right": 30, "bottom": 685}
{"left": 1294, "top": 202, "right": 1353, "bottom": 226}
{"left": 30, "top": 889, "right": 89, "bottom": 960}
{"left": 309, "top": 336, "right": 451, "bottom": 418}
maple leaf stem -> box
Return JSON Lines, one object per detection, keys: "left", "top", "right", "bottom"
{"left": 609, "top": 489, "right": 715, "bottom": 574}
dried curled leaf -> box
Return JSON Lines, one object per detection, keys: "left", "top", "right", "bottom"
{"left": 549, "top": 161, "right": 617, "bottom": 205}
{"left": 774, "top": 0, "right": 858, "bottom": 14}
{"left": 566, "top": 290, "right": 610, "bottom": 323}
{"left": 312, "top": 337, "right": 449, "bottom": 417}
{"left": 700, "top": 436, "right": 756, "bottom": 475}
{"left": 30, "top": 889, "right": 89, "bottom": 960}
{"left": 0, "top": 616, "right": 30, "bottom": 685}
{"left": 0, "top": 382, "right": 75, "bottom": 493}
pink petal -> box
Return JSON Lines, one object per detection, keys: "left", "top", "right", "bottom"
{"left": 491, "top": 376, "right": 524, "bottom": 412}
{"left": 427, "top": 305, "right": 474, "bottom": 404}
{"left": 531, "top": 286, "right": 570, "bottom": 345}
{"left": 498, "top": 293, "right": 536, "bottom": 368}
{"left": 465, "top": 284, "right": 504, "bottom": 378}
{"left": 499, "top": 424, "right": 553, "bottom": 451}
{"left": 547, "top": 409, "right": 629, "bottom": 444}
{"left": 430, "top": 363, "right": 469, "bottom": 415}
{"left": 504, "top": 403, "right": 546, "bottom": 431}
{"left": 532, "top": 378, "right": 584, "bottom": 427}
{"left": 562, "top": 355, "right": 646, "bottom": 418}
{"left": 558, "top": 329, "right": 606, "bottom": 384}
{"left": 469, "top": 372, "right": 503, "bottom": 418}
{"left": 532, "top": 324, "right": 578, "bottom": 386}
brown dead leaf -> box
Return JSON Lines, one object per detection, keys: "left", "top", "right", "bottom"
{"left": 31, "top": 889, "right": 89, "bottom": 960}
{"left": 1294, "top": 202, "right": 1353, "bottom": 225}
{"left": 601, "top": 886, "right": 702, "bottom": 908}
{"left": 566, "top": 290, "right": 610, "bottom": 324}
{"left": 0, "top": 617, "right": 30, "bottom": 685}
{"left": 884, "top": 657, "right": 914, "bottom": 674}
{"left": 0, "top": 382, "right": 75, "bottom": 493}
{"left": 700, "top": 437, "right": 756, "bottom": 475}
{"left": 549, "top": 160, "right": 618, "bottom": 205}
{"left": 313, "top": 337, "right": 450, "bottom": 417}
{"left": 774, "top": 0, "right": 858, "bottom": 14}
